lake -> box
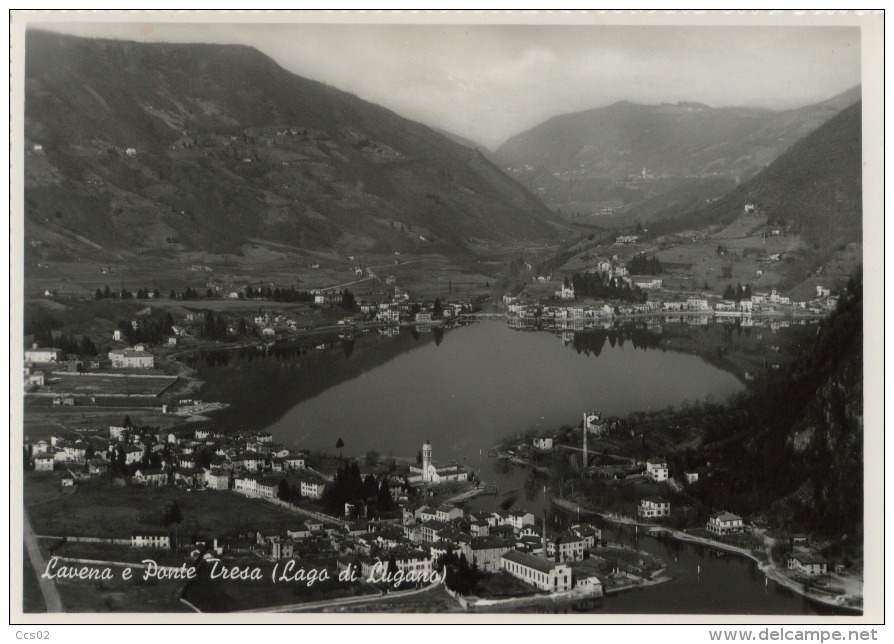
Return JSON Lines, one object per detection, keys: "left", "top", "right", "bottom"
{"left": 262, "top": 321, "right": 744, "bottom": 463}
{"left": 187, "top": 319, "right": 845, "bottom": 615}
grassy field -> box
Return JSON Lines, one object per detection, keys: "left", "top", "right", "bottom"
{"left": 48, "top": 560, "right": 192, "bottom": 613}
{"left": 475, "top": 571, "right": 544, "bottom": 599}
{"left": 52, "top": 541, "right": 192, "bottom": 567}
{"left": 25, "top": 475, "right": 307, "bottom": 538}
{"left": 183, "top": 557, "right": 377, "bottom": 612}
{"left": 24, "top": 408, "right": 184, "bottom": 442}
{"left": 40, "top": 372, "right": 177, "bottom": 397}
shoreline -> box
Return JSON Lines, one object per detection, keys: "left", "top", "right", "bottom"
{"left": 551, "top": 498, "right": 862, "bottom": 614}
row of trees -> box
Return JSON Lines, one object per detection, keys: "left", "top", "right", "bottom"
{"left": 569, "top": 272, "right": 647, "bottom": 303}
{"left": 31, "top": 330, "right": 97, "bottom": 357}
{"left": 626, "top": 254, "right": 663, "bottom": 275}
{"left": 116, "top": 312, "right": 175, "bottom": 346}
{"left": 437, "top": 550, "right": 481, "bottom": 595}
{"left": 721, "top": 283, "right": 753, "bottom": 302}
{"left": 320, "top": 461, "right": 397, "bottom": 517}
{"left": 95, "top": 286, "right": 161, "bottom": 300}
{"left": 243, "top": 285, "right": 314, "bottom": 303}
{"left": 276, "top": 478, "right": 304, "bottom": 505}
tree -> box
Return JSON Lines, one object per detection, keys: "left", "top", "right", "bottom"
{"left": 387, "top": 554, "right": 399, "bottom": 586}
{"left": 341, "top": 290, "right": 356, "bottom": 311}
{"left": 365, "top": 450, "right": 381, "bottom": 468}
{"left": 123, "top": 415, "right": 133, "bottom": 428}
{"left": 336, "top": 437, "right": 345, "bottom": 458}
{"left": 377, "top": 477, "right": 394, "bottom": 512}
{"left": 277, "top": 478, "right": 290, "bottom": 502}
{"left": 362, "top": 474, "right": 378, "bottom": 500}
{"left": 162, "top": 312, "right": 175, "bottom": 334}
{"left": 163, "top": 501, "right": 183, "bottom": 526}
{"left": 78, "top": 335, "right": 97, "bottom": 356}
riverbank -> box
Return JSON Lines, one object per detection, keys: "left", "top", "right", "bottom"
{"left": 551, "top": 497, "right": 863, "bottom": 614}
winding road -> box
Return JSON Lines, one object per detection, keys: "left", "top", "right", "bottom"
{"left": 23, "top": 512, "right": 63, "bottom": 612}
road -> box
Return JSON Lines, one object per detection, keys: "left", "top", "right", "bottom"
{"left": 558, "top": 443, "right": 636, "bottom": 464}
{"left": 237, "top": 578, "right": 443, "bottom": 613}
{"left": 318, "top": 276, "right": 376, "bottom": 292}
{"left": 23, "top": 512, "right": 63, "bottom": 612}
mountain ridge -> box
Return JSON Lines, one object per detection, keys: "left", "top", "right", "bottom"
{"left": 24, "top": 30, "right": 564, "bottom": 257}
{"left": 493, "top": 86, "right": 861, "bottom": 225}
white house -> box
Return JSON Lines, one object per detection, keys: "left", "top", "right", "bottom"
{"left": 299, "top": 475, "right": 327, "bottom": 499}
{"left": 787, "top": 554, "right": 828, "bottom": 576}
{"left": 547, "top": 532, "right": 587, "bottom": 562}
{"left": 24, "top": 345, "right": 61, "bottom": 362}
{"left": 435, "top": 504, "right": 463, "bottom": 522}
{"left": 204, "top": 467, "right": 230, "bottom": 490}
{"left": 638, "top": 498, "right": 670, "bottom": 518}
{"left": 460, "top": 537, "right": 513, "bottom": 573}
{"left": 645, "top": 458, "right": 669, "bottom": 482}
{"left": 633, "top": 278, "right": 663, "bottom": 290}
{"left": 687, "top": 297, "right": 710, "bottom": 311}
{"left": 234, "top": 476, "right": 260, "bottom": 496}
{"left": 108, "top": 348, "right": 154, "bottom": 369}
{"left": 131, "top": 532, "right": 171, "bottom": 549}
{"left": 33, "top": 453, "right": 55, "bottom": 472}
{"left": 554, "top": 284, "right": 575, "bottom": 300}
{"left": 533, "top": 436, "right": 553, "bottom": 451}
{"left": 506, "top": 510, "right": 536, "bottom": 533}
{"left": 132, "top": 469, "right": 167, "bottom": 487}
{"left": 684, "top": 472, "right": 699, "bottom": 484}
{"left": 707, "top": 511, "right": 744, "bottom": 535}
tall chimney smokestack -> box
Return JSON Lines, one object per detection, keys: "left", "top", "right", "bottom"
{"left": 542, "top": 500, "right": 548, "bottom": 561}
{"left": 582, "top": 412, "right": 588, "bottom": 472}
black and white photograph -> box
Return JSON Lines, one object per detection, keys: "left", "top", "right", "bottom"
{"left": 9, "top": 9, "right": 884, "bottom": 625}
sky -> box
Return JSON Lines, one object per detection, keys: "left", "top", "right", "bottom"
{"left": 32, "top": 19, "right": 862, "bottom": 149}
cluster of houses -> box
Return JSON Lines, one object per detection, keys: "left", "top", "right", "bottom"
{"left": 371, "top": 293, "right": 471, "bottom": 326}
{"left": 38, "top": 435, "right": 609, "bottom": 596}
{"left": 25, "top": 424, "right": 323, "bottom": 497}
{"left": 123, "top": 497, "right": 606, "bottom": 596}
{"left": 108, "top": 344, "right": 155, "bottom": 369}
{"left": 505, "top": 283, "right": 822, "bottom": 325}
{"left": 396, "top": 499, "right": 604, "bottom": 593}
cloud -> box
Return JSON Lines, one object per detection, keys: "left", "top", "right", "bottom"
{"left": 32, "top": 21, "right": 861, "bottom": 149}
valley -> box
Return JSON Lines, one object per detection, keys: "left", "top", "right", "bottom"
{"left": 16, "top": 26, "right": 867, "bottom": 618}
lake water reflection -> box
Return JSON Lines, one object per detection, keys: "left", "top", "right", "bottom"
{"left": 261, "top": 321, "right": 744, "bottom": 464}
{"left": 187, "top": 320, "right": 843, "bottom": 615}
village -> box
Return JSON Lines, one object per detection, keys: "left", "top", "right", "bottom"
{"left": 24, "top": 413, "right": 677, "bottom": 612}
{"left": 488, "top": 409, "right": 863, "bottom": 612}
{"left": 21, "top": 249, "right": 857, "bottom": 612}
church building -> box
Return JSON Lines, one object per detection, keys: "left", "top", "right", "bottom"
{"left": 409, "top": 440, "right": 470, "bottom": 485}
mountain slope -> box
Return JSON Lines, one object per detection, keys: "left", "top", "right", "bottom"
{"left": 659, "top": 100, "right": 862, "bottom": 248}
{"left": 23, "top": 30, "right": 562, "bottom": 256}
{"left": 494, "top": 88, "right": 860, "bottom": 223}
{"left": 696, "top": 271, "right": 862, "bottom": 539}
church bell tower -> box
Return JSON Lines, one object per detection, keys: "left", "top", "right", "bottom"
{"left": 422, "top": 440, "right": 433, "bottom": 482}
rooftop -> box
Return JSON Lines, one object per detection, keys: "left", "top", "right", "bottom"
{"left": 501, "top": 549, "right": 562, "bottom": 574}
